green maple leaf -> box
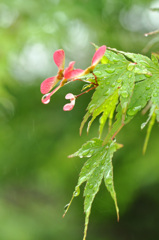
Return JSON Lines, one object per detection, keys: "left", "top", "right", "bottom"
{"left": 80, "top": 48, "right": 159, "bottom": 151}
{"left": 121, "top": 51, "right": 159, "bottom": 151}
{"left": 80, "top": 50, "right": 143, "bottom": 136}
{"left": 63, "top": 139, "right": 122, "bottom": 240}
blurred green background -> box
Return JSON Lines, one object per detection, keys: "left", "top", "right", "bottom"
{"left": 0, "top": 0, "right": 159, "bottom": 239}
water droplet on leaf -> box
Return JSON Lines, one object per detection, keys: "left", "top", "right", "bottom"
{"left": 105, "top": 68, "right": 115, "bottom": 73}
{"left": 145, "top": 74, "right": 151, "bottom": 78}
{"left": 89, "top": 104, "right": 95, "bottom": 112}
{"left": 117, "top": 78, "right": 122, "bottom": 83}
{"left": 127, "top": 63, "right": 135, "bottom": 71}
{"left": 141, "top": 122, "right": 147, "bottom": 129}
{"left": 121, "top": 91, "right": 128, "bottom": 98}
{"left": 73, "top": 186, "right": 80, "bottom": 197}
{"left": 104, "top": 90, "right": 110, "bottom": 96}
{"left": 85, "top": 163, "right": 90, "bottom": 169}
{"left": 42, "top": 93, "right": 51, "bottom": 104}
{"left": 95, "top": 71, "right": 102, "bottom": 76}
{"left": 64, "top": 203, "right": 70, "bottom": 211}
{"left": 146, "top": 85, "right": 150, "bottom": 90}
{"left": 127, "top": 109, "right": 135, "bottom": 116}
{"left": 106, "top": 179, "right": 112, "bottom": 185}
{"left": 127, "top": 106, "right": 141, "bottom": 116}
{"left": 153, "top": 92, "right": 158, "bottom": 97}
{"left": 122, "top": 102, "right": 128, "bottom": 113}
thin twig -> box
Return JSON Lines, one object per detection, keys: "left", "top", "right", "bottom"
{"left": 76, "top": 86, "right": 96, "bottom": 98}
{"left": 144, "top": 29, "right": 159, "bottom": 37}
{"left": 92, "top": 72, "right": 98, "bottom": 85}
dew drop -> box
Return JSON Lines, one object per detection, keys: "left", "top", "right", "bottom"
{"left": 117, "top": 78, "right": 122, "bottom": 83}
{"left": 89, "top": 104, "right": 95, "bottom": 112}
{"left": 93, "top": 187, "right": 97, "bottom": 193}
{"left": 112, "top": 57, "right": 118, "bottom": 62}
{"left": 127, "top": 63, "right": 135, "bottom": 71}
{"left": 122, "top": 102, "right": 128, "bottom": 113}
{"left": 82, "top": 150, "right": 89, "bottom": 156}
{"left": 133, "top": 106, "right": 142, "bottom": 111}
{"left": 106, "top": 178, "right": 112, "bottom": 185}
{"left": 111, "top": 83, "right": 115, "bottom": 87}
{"left": 104, "top": 89, "right": 110, "bottom": 96}
{"left": 106, "top": 80, "right": 110, "bottom": 85}
{"left": 42, "top": 93, "right": 51, "bottom": 104}
{"left": 85, "top": 163, "right": 90, "bottom": 169}
{"left": 146, "top": 85, "right": 150, "bottom": 90}
{"left": 127, "top": 109, "right": 135, "bottom": 116}
{"left": 73, "top": 186, "right": 80, "bottom": 197}
{"left": 95, "top": 71, "right": 102, "bottom": 76}
{"left": 105, "top": 68, "right": 115, "bottom": 73}
{"left": 153, "top": 92, "right": 158, "bottom": 97}
{"left": 127, "top": 106, "right": 141, "bottom": 116}
{"left": 121, "top": 91, "right": 128, "bottom": 98}
{"left": 145, "top": 74, "right": 151, "bottom": 78}
{"left": 141, "top": 122, "right": 147, "bottom": 129}
{"left": 89, "top": 184, "right": 93, "bottom": 189}
{"left": 64, "top": 203, "right": 70, "bottom": 211}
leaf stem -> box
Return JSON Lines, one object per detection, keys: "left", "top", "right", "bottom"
{"left": 67, "top": 77, "right": 98, "bottom": 86}
{"left": 111, "top": 123, "right": 124, "bottom": 140}
{"left": 62, "top": 194, "right": 74, "bottom": 218}
{"left": 143, "top": 112, "right": 156, "bottom": 154}
{"left": 76, "top": 86, "right": 97, "bottom": 98}
{"left": 92, "top": 72, "right": 98, "bottom": 85}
